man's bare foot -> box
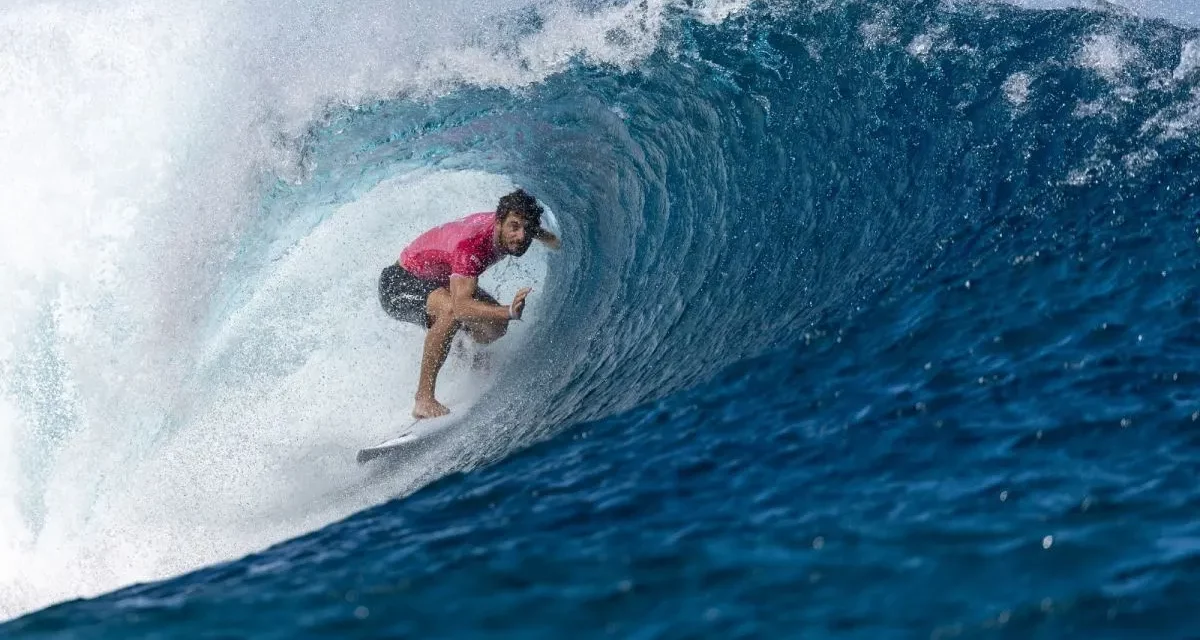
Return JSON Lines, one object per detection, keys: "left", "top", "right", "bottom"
{"left": 413, "top": 397, "right": 450, "bottom": 419}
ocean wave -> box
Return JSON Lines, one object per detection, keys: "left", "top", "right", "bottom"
{"left": 2, "top": 0, "right": 1198, "bottom": 628}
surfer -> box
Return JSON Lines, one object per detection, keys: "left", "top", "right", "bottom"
{"left": 379, "top": 189, "right": 561, "bottom": 418}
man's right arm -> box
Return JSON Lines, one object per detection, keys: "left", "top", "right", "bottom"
{"left": 449, "top": 276, "right": 518, "bottom": 322}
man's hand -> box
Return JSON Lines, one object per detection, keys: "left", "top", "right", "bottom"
{"left": 535, "top": 228, "right": 561, "bottom": 251}
{"left": 509, "top": 287, "right": 533, "bottom": 320}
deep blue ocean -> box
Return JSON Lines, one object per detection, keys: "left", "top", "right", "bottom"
{"left": 3, "top": 0, "right": 1199, "bottom": 638}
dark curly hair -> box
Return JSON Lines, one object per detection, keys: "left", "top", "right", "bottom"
{"left": 496, "top": 189, "right": 543, "bottom": 230}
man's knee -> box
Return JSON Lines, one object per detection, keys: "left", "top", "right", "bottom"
{"left": 426, "top": 289, "right": 459, "bottom": 328}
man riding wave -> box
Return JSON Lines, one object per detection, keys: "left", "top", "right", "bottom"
{"left": 378, "top": 189, "right": 560, "bottom": 418}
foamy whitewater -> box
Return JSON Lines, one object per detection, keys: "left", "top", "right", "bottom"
{"left": 2, "top": 0, "right": 1199, "bottom": 636}
{"left": 0, "top": 0, "right": 691, "bottom": 617}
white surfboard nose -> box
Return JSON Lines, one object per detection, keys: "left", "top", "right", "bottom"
{"left": 355, "top": 413, "right": 468, "bottom": 464}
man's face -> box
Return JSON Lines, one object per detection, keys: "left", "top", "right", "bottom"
{"left": 497, "top": 213, "right": 536, "bottom": 256}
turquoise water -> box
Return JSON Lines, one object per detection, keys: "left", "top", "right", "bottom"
{"left": 2, "top": 0, "right": 1199, "bottom": 637}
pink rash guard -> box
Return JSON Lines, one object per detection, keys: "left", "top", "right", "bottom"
{"left": 399, "top": 212, "right": 502, "bottom": 286}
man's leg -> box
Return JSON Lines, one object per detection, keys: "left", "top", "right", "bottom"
{"left": 462, "top": 288, "right": 509, "bottom": 345}
{"left": 413, "top": 288, "right": 458, "bottom": 418}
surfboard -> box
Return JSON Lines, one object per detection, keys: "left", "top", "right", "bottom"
{"left": 356, "top": 413, "right": 465, "bottom": 464}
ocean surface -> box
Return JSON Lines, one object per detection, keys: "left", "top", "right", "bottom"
{"left": 2, "top": 0, "right": 1199, "bottom": 637}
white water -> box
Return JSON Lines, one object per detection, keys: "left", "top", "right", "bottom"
{"left": 0, "top": 0, "right": 757, "bottom": 620}
{"left": 2, "top": 168, "right": 552, "bottom": 618}
{"left": 1012, "top": 0, "right": 1200, "bottom": 26}
{"left": 6, "top": 0, "right": 1189, "bottom": 623}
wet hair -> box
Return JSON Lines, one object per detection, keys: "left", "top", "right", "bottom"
{"left": 496, "top": 189, "right": 543, "bottom": 230}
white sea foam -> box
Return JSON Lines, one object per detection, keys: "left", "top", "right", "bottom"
{"left": 1008, "top": 0, "right": 1200, "bottom": 27}
{"left": 1003, "top": 72, "right": 1034, "bottom": 107}
{"left": 1078, "top": 33, "right": 1141, "bottom": 81}
{"left": 0, "top": 0, "right": 743, "bottom": 620}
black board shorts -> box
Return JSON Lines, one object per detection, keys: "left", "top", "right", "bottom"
{"left": 379, "top": 263, "right": 441, "bottom": 328}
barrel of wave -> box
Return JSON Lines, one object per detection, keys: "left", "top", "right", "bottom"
{"left": 0, "top": 169, "right": 553, "bottom": 622}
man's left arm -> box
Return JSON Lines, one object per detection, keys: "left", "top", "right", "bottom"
{"left": 535, "top": 228, "right": 561, "bottom": 250}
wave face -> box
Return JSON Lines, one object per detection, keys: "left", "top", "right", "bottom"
{"left": 3, "top": 0, "right": 1200, "bottom": 636}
